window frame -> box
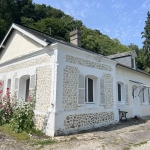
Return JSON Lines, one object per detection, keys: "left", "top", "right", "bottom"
{"left": 118, "top": 83, "right": 122, "bottom": 102}
{"left": 140, "top": 86, "right": 147, "bottom": 104}
{"left": 85, "top": 76, "right": 95, "bottom": 103}
{"left": 117, "top": 82, "right": 125, "bottom": 103}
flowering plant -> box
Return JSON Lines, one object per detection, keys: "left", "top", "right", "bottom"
{"left": 10, "top": 94, "right": 35, "bottom": 133}
{"left": 0, "top": 81, "right": 35, "bottom": 133}
{"left": 0, "top": 87, "right": 13, "bottom": 125}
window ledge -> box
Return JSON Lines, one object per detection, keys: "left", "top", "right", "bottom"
{"left": 117, "top": 102, "right": 125, "bottom": 105}
{"left": 140, "top": 103, "right": 149, "bottom": 106}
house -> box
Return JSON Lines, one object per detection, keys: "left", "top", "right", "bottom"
{"left": 0, "top": 23, "right": 150, "bottom": 137}
{"left": 108, "top": 51, "right": 150, "bottom": 118}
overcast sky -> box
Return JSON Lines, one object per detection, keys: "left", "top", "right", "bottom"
{"left": 33, "top": 0, "right": 150, "bottom": 48}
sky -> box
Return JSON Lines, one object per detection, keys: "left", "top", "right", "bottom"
{"left": 33, "top": 0, "right": 150, "bottom": 48}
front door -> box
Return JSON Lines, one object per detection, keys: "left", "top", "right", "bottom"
{"left": 133, "top": 86, "right": 141, "bottom": 117}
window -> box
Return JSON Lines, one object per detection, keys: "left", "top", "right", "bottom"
{"left": 131, "top": 58, "right": 134, "bottom": 68}
{"left": 85, "top": 77, "right": 94, "bottom": 103}
{"left": 118, "top": 83, "right": 121, "bottom": 101}
{"left": 142, "top": 89, "right": 145, "bottom": 102}
{"left": 18, "top": 75, "right": 30, "bottom": 101}
{"left": 132, "top": 86, "right": 135, "bottom": 98}
{"left": 25, "top": 78, "right": 30, "bottom": 101}
{"left": 140, "top": 87, "right": 145, "bottom": 103}
{"left": 7, "top": 79, "right": 11, "bottom": 91}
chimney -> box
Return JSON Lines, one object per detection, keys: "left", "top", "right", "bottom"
{"left": 70, "top": 28, "right": 81, "bottom": 47}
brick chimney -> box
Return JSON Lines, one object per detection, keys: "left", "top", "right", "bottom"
{"left": 70, "top": 28, "right": 81, "bottom": 47}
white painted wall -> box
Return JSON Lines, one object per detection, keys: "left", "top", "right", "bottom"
{"left": 53, "top": 43, "right": 118, "bottom": 136}
{"left": 116, "top": 65, "right": 150, "bottom": 118}
{"left": 0, "top": 30, "right": 41, "bottom": 63}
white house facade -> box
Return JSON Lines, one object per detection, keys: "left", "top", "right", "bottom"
{"left": 0, "top": 23, "right": 150, "bottom": 136}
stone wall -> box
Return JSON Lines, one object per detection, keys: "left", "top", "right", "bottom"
{"left": 35, "top": 65, "right": 52, "bottom": 111}
{"left": 66, "top": 55, "right": 112, "bottom": 71}
{"left": 62, "top": 66, "right": 78, "bottom": 111}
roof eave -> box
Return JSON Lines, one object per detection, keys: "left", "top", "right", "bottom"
{"left": 117, "top": 63, "right": 150, "bottom": 76}
{"left": 0, "top": 23, "right": 48, "bottom": 49}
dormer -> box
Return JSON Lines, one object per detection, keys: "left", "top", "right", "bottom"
{"left": 107, "top": 50, "right": 137, "bottom": 70}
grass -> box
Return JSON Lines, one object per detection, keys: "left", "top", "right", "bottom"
{"left": 69, "top": 136, "right": 77, "bottom": 141}
{"left": 0, "top": 124, "right": 55, "bottom": 148}
{"left": 0, "top": 124, "right": 30, "bottom": 141}
{"left": 134, "top": 141, "right": 147, "bottom": 147}
{"left": 123, "top": 147, "right": 130, "bottom": 150}
{"left": 33, "top": 139, "right": 56, "bottom": 149}
{"left": 102, "top": 145, "right": 105, "bottom": 149}
{"left": 129, "top": 129, "right": 137, "bottom": 132}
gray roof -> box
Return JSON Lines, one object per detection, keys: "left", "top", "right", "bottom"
{"left": 107, "top": 51, "right": 135, "bottom": 59}
{"left": 1, "top": 23, "right": 150, "bottom": 77}
{"left": 14, "top": 24, "right": 106, "bottom": 57}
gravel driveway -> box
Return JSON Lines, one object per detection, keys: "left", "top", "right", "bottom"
{"left": 1, "top": 116, "right": 150, "bottom": 150}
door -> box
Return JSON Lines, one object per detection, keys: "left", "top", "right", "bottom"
{"left": 132, "top": 85, "right": 141, "bottom": 117}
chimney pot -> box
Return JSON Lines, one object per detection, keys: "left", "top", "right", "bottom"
{"left": 70, "top": 29, "right": 81, "bottom": 47}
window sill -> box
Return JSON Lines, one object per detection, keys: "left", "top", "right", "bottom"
{"left": 85, "top": 102, "right": 94, "bottom": 104}
{"left": 117, "top": 102, "right": 125, "bottom": 105}
{"left": 140, "top": 103, "right": 149, "bottom": 106}
{"left": 77, "top": 103, "right": 96, "bottom": 108}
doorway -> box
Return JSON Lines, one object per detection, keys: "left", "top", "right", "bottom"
{"left": 132, "top": 85, "right": 141, "bottom": 117}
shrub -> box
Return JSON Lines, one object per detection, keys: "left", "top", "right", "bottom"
{"left": 0, "top": 88, "right": 13, "bottom": 125}
{"left": 0, "top": 80, "right": 35, "bottom": 133}
{"left": 10, "top": 95, "right": 35, "bottom": 133}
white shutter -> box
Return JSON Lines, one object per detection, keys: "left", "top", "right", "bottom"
{"left": 139, "top": 87, "right": 143, "bottom": 104}
{"left": 14, "top": 78, "right": 19, "bottom": 99}
{"left": 126, "top": 84, "right": 129, "bottom": 104}
{"left": 148, "top": 88, "right": 150, "bottom": 104}
{"left": 0, "top": 80, "right": 4, "bottom": 99}
{"left": 148, "top": 95, "right": 150, "bottom": 104}
{"left": 29, "top": 74, "right": 36, "bottom": 96}
{"left": 100, "top": 78, "right": 105, "bottom": 105}
{"left": 78, "top": 74, "right": 85, "bottom": 105}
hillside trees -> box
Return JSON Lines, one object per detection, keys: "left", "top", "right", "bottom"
{"left": 0, "top": 0, "right": 139, "bottom": 57}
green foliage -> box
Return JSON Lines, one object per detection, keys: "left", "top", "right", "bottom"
{"left": 1, "top": 0, "right": 148, "bottom": 71}
{"left": 141, "top": 11, "right": 150, "bottom": 72}
{"left": 0, "top": 0, "right": 131, "bottom": 56}
{"left": 10, "top": 99, "right": 35, "bottom": 133}
{"left": 0, "top": 124, "right": 30, "bottom": 141}
{"left": 0, "top": 88, "right": 13, "bottom": 125}
{"left": 0, "top": 80, "right": 35, "bottom": 133}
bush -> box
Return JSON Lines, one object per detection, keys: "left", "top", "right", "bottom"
{"left": 0, "top": 88, "right": 13, "bottom": 125}
{"left": 10, "top": 97, "right": 35, "bottom": 133}
{"left": 0, "top": 81, "right": 35, "bottom": 133}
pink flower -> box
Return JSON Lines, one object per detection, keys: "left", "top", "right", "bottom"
{"left": 0, "top": 82, "right": 3, "bottom": 86}
{"left": 28, "top": 96, "right": 32, "bottom": 102}
{"left": 0, "top": 90, "right": 3, "bottom": 94}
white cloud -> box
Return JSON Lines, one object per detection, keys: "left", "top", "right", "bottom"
{"left": 111, "top": 4, "right": 124, "bottom": 9}
{"left": 104, "top": 28, "right": 110, "bottom": 33}
{"left": 141, "top": 0, "right": 150, "bottom": 9}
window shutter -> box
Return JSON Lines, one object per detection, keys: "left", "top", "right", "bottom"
{"left": 29, "top": 74, "right": 36, "bottom": 96}
{"left": 149, "top": 95, "right": 150, "bottom": 104}
{"left": 139, "top": 87, "right": 143, "bottom": 104}
{"left": 148, "top": 88, "right": 150, "bottom": 104}
{"left": 100, "top": 78, "right": 105, "bottom": 105}
{"left": 78, "top": 74, "right": 85, "bottom": 105}
{"left": 126, "top": 84, "right": 129, "bottom": 104}
{"left": 0, "top": 80, "right": 4, "bottom": 99}
{"left": 14, "top": 78, "right": 19, "bottom": 99}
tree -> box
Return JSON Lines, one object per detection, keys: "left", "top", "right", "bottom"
{"left": 141, "top": 11, "right": 150, "bottom": 70}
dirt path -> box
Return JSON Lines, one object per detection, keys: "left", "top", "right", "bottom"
{"left": 1, "top": 117, "right": 150, "bottom": 150}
